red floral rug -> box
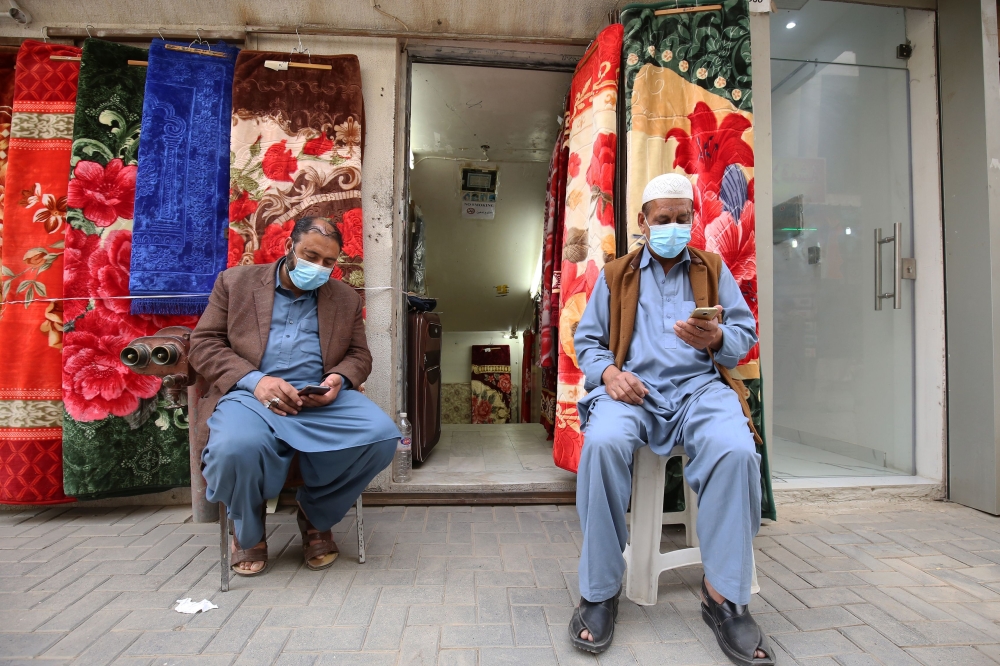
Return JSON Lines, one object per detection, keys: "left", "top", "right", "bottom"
{"left": 552, "top": 25, "right": 623, "bottom": 473}
{"left": 227, "top": 51, "right": 365, "bottom": 291}
{"left": 0, "top": 41, "right": 81, "bottom": 504}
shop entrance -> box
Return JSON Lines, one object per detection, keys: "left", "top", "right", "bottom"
{"left": 403, "top": 60, "right": 576, "bottom": 494}
{"left": 768, "top": 2, "right": 918, "bottom": 479}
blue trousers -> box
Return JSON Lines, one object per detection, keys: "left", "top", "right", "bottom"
{"left": 577, "top": 381, "right": 761, "bottom": 605}
{"left": 202, "top": 400, "right": 396, "bottom": 548}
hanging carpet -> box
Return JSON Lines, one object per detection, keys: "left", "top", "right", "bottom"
{"left": 552, "top": 24, "right": 623, "bottom": 473}
{"left": 128, "top": 39, "right": 238, "bottom": 316}
{"left": 621, "top": 0, "right": 774, "bottom": 519}
{"left": 227, "top": 51, "right": 365, "bottom": 293}
{"left": 0, "top": 46, "right": 18, "bottom": 249}
{"left": 538, "top": 108, "right": 569, "bottom": 439}
{"left": 61, "top": 39, "right": 196, "bottom": 500}
{"left": 471, "top": 345, "right": 512, "bottom": 425}
{"left": 0, "top": 41, "right": 81, "bottom": 504}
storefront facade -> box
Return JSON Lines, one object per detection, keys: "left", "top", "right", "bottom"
{"left": 1, "top": 0, "right": 997, "bottom": 513}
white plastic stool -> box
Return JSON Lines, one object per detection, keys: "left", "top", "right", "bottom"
{"left": 623, "top": 445, "right": 759, "bottom": 606}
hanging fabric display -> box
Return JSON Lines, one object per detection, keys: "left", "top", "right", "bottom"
{"left": 128, "top": 39, "right": 238, "bottom": 316}
{"left": 0, "top": 46, "right": 18, "bottom": 249}
{"left": 61, "top": 39, "right": 196, "bottom": 500}
{"left": 0, "top": 41, "right": 81, "bottom": 504}
{"left": 227, "top": 51, "right": 365, "bottom": 293}
{"left": 552, "top": 25, "right": 623, "bottom": 472}
{"left": 407, "top": 204, "right": 427, "bottom": 295}
{"left": 471, "top": 345, "right": 512, "bottom": 425}
{"left": 520, "top": 328, "right": 534, "bottom": 423}
{"left": 538, "top": 109, "right": 569, "bottom": 438}
{"left": 620, "top": 0, "right": 774, "bottom": 519}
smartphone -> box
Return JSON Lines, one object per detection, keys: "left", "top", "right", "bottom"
{"left": 298, "top": 385, "right": 331, "bottom": 396}
{"left": 690, "top": 307, "right": 721, "bottom": 321}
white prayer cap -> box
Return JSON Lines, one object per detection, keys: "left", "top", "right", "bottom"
{"left": 642, "top": 173, "right": 693, "bottom": 204}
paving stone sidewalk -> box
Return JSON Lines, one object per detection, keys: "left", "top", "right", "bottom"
{"left": 1, "top": 498, "right": 999, "bottom": 665}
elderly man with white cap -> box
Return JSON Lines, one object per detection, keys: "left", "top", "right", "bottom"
{"left": 568, "top": 173, "right": 771, "bottom": 665}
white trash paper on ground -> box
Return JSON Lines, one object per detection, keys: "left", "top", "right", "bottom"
{"left": 174, "top": 598, "right": 218, "bottom": 614}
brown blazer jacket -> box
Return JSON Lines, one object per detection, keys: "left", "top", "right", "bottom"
{"left": 188, "top": 262, "right": 372, "bottom": 453}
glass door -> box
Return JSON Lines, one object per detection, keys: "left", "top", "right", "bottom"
{"left": 769, "top": 1, "right": 914, "bottom": 477}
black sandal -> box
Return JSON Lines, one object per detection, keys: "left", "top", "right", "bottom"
{"left": 568, "top": 587, "right": 620, "bottom": 654}
{"left": 700, "top": 576, "right": 774, "bottom": 666}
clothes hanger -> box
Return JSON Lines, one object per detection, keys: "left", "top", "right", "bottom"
{"left": 654, "top": 1, "right": 722, "bottom": 16}
{"left": 165, "top": 28, "right": 228, "bottom": 58}
{"left": 264, "top": 27, "right": 332, "bottom": 71}
{"left": 49, "top": 26, "right": 82, "bottom": 61}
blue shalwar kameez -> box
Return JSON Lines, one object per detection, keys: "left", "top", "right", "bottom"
{"left": 574, "top": 246, "right": 761, "bottom": 605}
{"left": 202, "top": 264, "right": 400, "bottom": 548}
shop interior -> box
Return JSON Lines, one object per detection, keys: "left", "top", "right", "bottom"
{"left": 404, "top": 61, "right": 576, "bottom": 492}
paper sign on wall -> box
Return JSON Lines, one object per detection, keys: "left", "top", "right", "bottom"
{"left": 462, "top": 191, "right": 496, "bottom": 219}
{"left": 748, "top": 0, "right": 770, "bottom": 12}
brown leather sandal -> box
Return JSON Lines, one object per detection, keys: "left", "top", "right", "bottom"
{"left": 230, "top": 519, "right": 269, "bottom": 577}
{"left": 296, "top": 507, "right": 339, "bottom": 570}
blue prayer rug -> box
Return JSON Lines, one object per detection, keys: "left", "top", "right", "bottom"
{"left": 129, "top": 39, "right": 238, "bottom": 315}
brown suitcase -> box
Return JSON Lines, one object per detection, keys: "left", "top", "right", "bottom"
{"left": 407, "top": 311, "right": 442, "bottom": 462}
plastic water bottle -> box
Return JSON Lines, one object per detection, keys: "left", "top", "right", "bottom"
{"left": 394, "top": 413, "right": 412, "bottom": 482}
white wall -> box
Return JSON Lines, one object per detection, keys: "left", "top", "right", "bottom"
{"left": 441, "top": 331, "right": 523, "bottom": 386}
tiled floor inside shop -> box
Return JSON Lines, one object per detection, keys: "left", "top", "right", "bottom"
{"left": 408, "top": 424, "right": 577, "bottom": 491}
{"left": 3, "top": 498, "right": 1000, "bottom": 664}
{"left": 769, "top": 438, "right": 910, "bottom": 480}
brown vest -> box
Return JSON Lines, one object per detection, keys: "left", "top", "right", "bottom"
{"left": 602, "top": 246, "right": 761, "bottom": 444}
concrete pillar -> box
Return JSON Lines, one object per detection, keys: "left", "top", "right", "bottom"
{"left": 938, "top": 0, "right": 1000, "bottom": 514}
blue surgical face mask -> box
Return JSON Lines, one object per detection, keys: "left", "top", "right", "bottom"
{"left": 647, "top": 223, "right": 692, "bottom": 259}
{"left": 286, "top": 252, "right": 333, "bottom": 290}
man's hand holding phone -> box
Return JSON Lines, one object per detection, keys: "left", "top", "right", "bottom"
{"left": 254, "top": 376, "right": 303, "bottom": 416}
{"left": 674, "top": 305, "right": 724, "bottom": 351}
{"left": 299, "top": 373, "right": 343, "bottom": 409}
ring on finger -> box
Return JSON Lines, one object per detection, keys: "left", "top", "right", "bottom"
{"left": 266, "top": 397, "right": 280, "bottom": 409}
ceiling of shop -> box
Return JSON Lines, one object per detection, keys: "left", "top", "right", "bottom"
{"left": 410, "top": 63, "right": 571, "bottom": 163}
{"left": 0, "top": 1, "right": 616, "bottom": 40}
{"left": 409, "top": 64, "right": 571, "bottom": 333}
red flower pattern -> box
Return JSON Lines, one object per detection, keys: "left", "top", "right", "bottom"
{"left": 262, "top": 141, "right": 298, "bottom": 182}
{"left": 254, "top": 220, "right": 294, "bottom": 265}
{"left": 586, "top": 132, "right": 616, "bottom": 227}
{"left": 63, "top": 227, "right": 100, "bottom": 323}
{"left": 228, "top": 229, "right": 245, "bottom": 267}
{"left": 229, "top": 189, "right": 258, "bottom": 223}
{"left": 472, "top": 396, "right": 493, "bottom": 424}
{"left": 63, "top": 310, "right": 162, "bottom": 421}
{"left": 497, "top": 374, "right": 512, "bottom": 394}
{"left": 665, "top": 102, "right": 753, "bottom": 196}
{"left": 89, "top": 230, "right": 134, "bottom": 315}
{"left": 66, "top": 158, "right": 137, "bottom": 227}
{"left": 567, "top": 152, "right": 582, "bottom": 178}
{"left": 560, "top": 259, "right": 600, "bottom": 301}
{"left": 339, "top": 208, "right": 364, "bottom": 258}
{"left": 302, "top": 133, "right": 333, "bottom": 156}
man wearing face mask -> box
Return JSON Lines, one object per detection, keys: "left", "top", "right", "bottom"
{"left": 190, "top": 216, "right": 400, "bottom": 578}
{"left": 568, "top": 174, "right": 771, "bottom": 664}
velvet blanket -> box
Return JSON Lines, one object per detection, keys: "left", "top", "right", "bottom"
{"left": 552, "top": 25, "right": 623, "bottom": 473}
{"left": 0, "top": 46, "right": 17, "bottom": 250}
{"left": 227, "top": 51, "right": 365, "bottom": 294}
{"left": 471, "top": 345, "right": 512, "bottom": 425}
{"left": 61, "top": 39, "right": 195, "bottom": 500}
{"left": 621, "top": 0, "right": 773, "bottom": 519}
{"left": 129, "top": 39, "right": 238, "bottom": 315}
{"left": 0, "top": 41, "right": 81, "bottom": 504}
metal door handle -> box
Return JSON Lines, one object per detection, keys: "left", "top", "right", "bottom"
{"left": 874, "top": 222, "right": 902, "bottom": 310}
